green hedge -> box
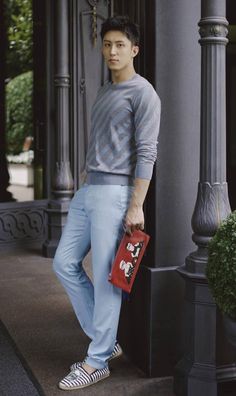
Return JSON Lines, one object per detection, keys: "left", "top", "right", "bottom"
{"left": 6, "top": 70, "right": 33, "bottom": 154}
{"left": 206, "top": 211, "right": 236, "bottom": 320}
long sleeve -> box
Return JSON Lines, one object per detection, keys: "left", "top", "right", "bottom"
{"left": 133, "top": 85, "right": 161, "bottom": 180}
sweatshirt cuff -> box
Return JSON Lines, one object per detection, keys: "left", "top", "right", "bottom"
{"left": 135, "top": 163, "right": 153, "bottom": 180}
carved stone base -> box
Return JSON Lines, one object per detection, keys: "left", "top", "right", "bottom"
{"left": 174, "top": 264, "right": 217, "bottom": 396}
{"left": 174, "top": 355, "right": 217, "bottom": 396}
{"left": 0, "top": 200, "right": 47, "bottom": 248}
{"left": 174, "top": 254, "right": 236, "bottom": 395}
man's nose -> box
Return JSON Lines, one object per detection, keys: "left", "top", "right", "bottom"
{"left": 110, "top": 45, "right": 116, "bottom": 55}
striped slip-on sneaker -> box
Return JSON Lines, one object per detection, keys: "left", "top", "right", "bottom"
{"left": 109, "top": 342, "right": 123, "bottom": 361}
{"left": 70, "top": 342, "right": 122, "bottom": 371}
{"left": 58, "top": 366, "right": 110, "bottom": 390}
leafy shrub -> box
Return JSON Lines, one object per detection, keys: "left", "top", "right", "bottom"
{"left": 206, "top": 211, "right": 236, "bottom": 320}
{"left": 5, "top": 0, "right": 33, "bottom": 79}
{"left": 6, "top": 70, "right": 33, "bottom": 154}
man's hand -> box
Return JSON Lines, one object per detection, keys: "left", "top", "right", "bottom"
{"left": 125, "top": 203, "right": 144, "bottom": 235}
{"left": 123, "top": 178, "right": 150, "bottom": 235}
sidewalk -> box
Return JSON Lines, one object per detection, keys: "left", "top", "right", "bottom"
{"left": 0, "top": 247, "right": 174, "bottom": 396}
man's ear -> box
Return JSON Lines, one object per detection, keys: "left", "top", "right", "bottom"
{"left": 132, "top": 45, "right": 139, "bottom": 58}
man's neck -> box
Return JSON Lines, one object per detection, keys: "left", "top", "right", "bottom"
{"left": 111, "top": 67, "right": 136, "bottom": 84}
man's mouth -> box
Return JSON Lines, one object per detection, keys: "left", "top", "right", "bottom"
{"left": 109, "top": 59, "right": 119, "bottom": 63}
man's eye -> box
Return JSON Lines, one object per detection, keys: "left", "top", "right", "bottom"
{"left": 117, "top": 44, "right": 124, "bottom": 48}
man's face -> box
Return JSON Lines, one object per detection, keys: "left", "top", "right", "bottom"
{"left": 102, "top": 30, "right": 139, "bottom": 72}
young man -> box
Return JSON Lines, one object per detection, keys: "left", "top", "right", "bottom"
{"left": 53, "top": 15, "right": 161, "bottom": 390}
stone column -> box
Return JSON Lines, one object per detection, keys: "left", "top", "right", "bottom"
{"left": 43, "top": 0, "right": 74, "bottom": 257}
{"left": 174, "top": 1, "right": 231, "bottom": 395}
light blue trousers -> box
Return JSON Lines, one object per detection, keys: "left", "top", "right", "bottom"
{"left": 53, "top": 183, "right": 133, "bottom": 369}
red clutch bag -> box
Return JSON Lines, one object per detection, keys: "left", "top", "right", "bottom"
{"left": 108, "top": 229, "right": 150, "bottom": 293}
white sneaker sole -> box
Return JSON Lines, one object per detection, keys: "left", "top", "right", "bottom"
{"left": 58, "top": 372, "right": 110, "bottom": 391}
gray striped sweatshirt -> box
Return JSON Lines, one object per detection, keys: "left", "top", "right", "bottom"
{"left": 86, "top": 73, "right": 161, "bottom": 183}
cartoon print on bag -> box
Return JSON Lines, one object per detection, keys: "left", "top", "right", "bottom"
{"left": 119, "top": 241, "right": 144, "bottom": 284}
{"left": 126, "top": 241, "right": 144, "bottom": 258}
{"left": 119, "top": 260, "right": 134, "bottom": 284}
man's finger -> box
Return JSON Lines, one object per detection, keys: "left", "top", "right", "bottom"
{"left": 135, "top": 223, "right": 144, "bottom": 230}
{"left": 125, "top": 225, "right": 132, "bottom": 235}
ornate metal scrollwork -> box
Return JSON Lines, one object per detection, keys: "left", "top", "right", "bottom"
{"left": 199, "top": 24, "right": 228, "bottom": 39}
{"left": 54, "top": 75, "right": 70, "bottom": 87}
{"left": 85, "top": 0, "right": 110, "bottom": 46}
{"left": 87, "top": 0, "right": 97, "bottom": 6}
{"left": 198, "top": 17, "right": 228, "bottom": 45}
{"left": 0, "top": 205, "right": 46, "bottom": 243}
{"left": 86, "top": 0, "right": 99, "bottom": 46}
{"left": 191, "top": 182, "right": 231, "bottom": 241}
{"left": 80, "top": 78, "right": 86, "bottom": 94}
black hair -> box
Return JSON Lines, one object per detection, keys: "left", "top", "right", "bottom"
{"left": 100, "top": 16, "right": 140, "bottom": 46}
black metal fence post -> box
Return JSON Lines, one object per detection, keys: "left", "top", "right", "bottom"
{"left": 43, "top": 0, "right": 74, "bottom": 257}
